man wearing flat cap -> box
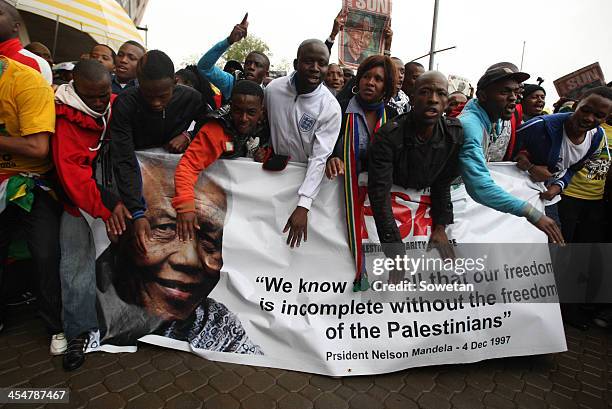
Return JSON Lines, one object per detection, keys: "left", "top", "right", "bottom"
{"left": 457, "top": 62, "right": 564, "bottom": 243}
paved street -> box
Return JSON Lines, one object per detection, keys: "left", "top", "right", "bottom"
{"left": 0, "top": 306, "right": 610, "bottom": 409}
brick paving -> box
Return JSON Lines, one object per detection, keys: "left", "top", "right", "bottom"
{"left": 0, "top": 306, "right": 610, "bottom": 409}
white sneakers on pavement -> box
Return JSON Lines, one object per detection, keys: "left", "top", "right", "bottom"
{"left": 50, "top": 333, "right": 67, "bottom": 355}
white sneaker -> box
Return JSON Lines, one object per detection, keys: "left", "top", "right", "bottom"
{"left": 594, "top": 308, "right": 612, "bottom": 328}
{"left": 50, "top": 333, "right": 67, "bottom": 355}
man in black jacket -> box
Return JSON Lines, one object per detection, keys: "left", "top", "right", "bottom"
{"left": 368, "top": 71, "right": 463, "bottom": 258}
{"left": 110, "top": 50, "right": 205, "bottom": 253}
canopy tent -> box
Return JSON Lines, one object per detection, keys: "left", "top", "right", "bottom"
{"left": 10, "top": 0, "right": 143, "bottom": 61}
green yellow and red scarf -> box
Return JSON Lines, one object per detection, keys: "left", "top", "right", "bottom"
{"left": 343, "top": 101, "right": 387, "bottom": 292}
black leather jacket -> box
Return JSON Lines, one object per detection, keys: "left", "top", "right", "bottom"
{"left": 367, "top": 112, "right": 464, "bottom": 243}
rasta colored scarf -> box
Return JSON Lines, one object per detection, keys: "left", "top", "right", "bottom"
{"left": 343, "top": 102, "right": 387, "bottom": 292}
{"left": 0, "top": 174, "right": 54, "bottom": 214}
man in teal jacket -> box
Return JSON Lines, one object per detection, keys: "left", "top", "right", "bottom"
{"left": 197, "top": 14, "right": 269, "bottom": 102}
{"left": 458, "top": 63, "right": 564, "bottom": 243}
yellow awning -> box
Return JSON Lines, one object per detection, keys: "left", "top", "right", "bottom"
{"left": 11, "top": 0, "right": 143, "bottom": 51}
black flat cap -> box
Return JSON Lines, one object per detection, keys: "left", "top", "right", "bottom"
{"left": 477, "top": 62, "right": 530, "bottom": 90}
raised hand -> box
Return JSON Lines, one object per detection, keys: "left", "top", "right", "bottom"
{"left": 383, "top": 23, "right": 393, "bottom": 51}
{"left": 330, "top": 10, "right": 347, "bottom": 39}
{"left": 228, "top": 13, "right": 249, "bottom": 45}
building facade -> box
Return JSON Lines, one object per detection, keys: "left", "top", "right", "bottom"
{"left": 116, "top": 0, "right": 149, "bottom": 25}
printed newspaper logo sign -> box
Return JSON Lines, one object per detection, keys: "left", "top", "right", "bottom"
{"left": 339, "top": 0, "right": 392, "bottom": 69}
{"left": 553, "top": 62, "right": 606, "bottom": 100}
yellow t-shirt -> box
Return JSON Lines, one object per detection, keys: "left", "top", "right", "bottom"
{"left": 0, "top": 57, "right": 55, "bottom": 178}
{"left": 563, "top": 123, "right": 611, "bottom": 200}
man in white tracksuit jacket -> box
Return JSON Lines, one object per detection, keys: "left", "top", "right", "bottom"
{"left": 265, "top": 39, "right": 342, "bottom": 248}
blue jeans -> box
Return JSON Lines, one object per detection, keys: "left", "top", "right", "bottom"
{"left": 59, "top": 212, "right": 98, "bottom": 340}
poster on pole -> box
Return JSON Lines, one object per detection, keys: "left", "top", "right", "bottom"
{"left": 553, "top": 62, "right": 606, "bottom": 100}
{"left": 339, "top": 0, "right": 392, "bottom": 69}
{"left": 86, "top": 151, "right": 567, "bottom": 376}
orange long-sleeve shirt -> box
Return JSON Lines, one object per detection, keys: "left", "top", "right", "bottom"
{"left": 173, "top": 121, "right": 232, "bottom": 213}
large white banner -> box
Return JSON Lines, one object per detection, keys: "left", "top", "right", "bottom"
{"left": 92, "top": 151, "right": 566, "bottom": 376}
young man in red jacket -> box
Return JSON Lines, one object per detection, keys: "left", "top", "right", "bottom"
{"left": 173, "top": 80, "right": 267, "bottom": 241}
{"left": 52, "top": 60, "right": 131, "bottom": 371}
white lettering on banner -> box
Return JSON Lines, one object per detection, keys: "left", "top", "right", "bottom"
{"left": 354, "top": 0, "right": 390, "bottom": 14}
{"left": 92, "top": 152, "right": 566, "bottom": 376}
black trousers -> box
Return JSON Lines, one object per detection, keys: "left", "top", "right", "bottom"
{"left": 0, "top": 187, "right": 63, "bottom": 334}
{"left": 558, "top": 195, "right": 605, "bottom": 243}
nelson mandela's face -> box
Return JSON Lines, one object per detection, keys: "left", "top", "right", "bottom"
{"left": 131, "top": 163, "right": 227, "bottom": 321}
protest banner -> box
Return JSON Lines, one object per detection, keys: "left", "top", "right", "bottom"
{"left": 553, "top": 62, "right": 606, "bottom": 100}
{"left": 89, "top": 152, "right": 566, "bottom": 376}
{"left": 339, "top": 0, "right": 392, "bottom": 69}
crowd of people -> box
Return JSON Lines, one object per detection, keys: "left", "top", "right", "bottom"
{"left": 1, "top": 1, "right": 612, "bottom": 373}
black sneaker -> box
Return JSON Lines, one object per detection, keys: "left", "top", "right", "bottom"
{"left": 62, "top": 333, "right": 90, "bottom": 371}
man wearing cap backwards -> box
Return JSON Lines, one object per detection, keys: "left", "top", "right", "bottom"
{"left": 458, "top": 62, "right": 564, "bottom": 243}
{"left": 53, "top": 62, "right": 75, "bottom": 86}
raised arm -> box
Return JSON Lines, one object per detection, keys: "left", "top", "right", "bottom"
{"left": 325, "top": 10, "right": 347, "bottom": 53}
{"left": 197, "top": 14, "right": 249, "bottom": 98}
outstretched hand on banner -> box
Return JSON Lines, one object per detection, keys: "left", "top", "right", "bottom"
{"left": 540, "top": 184, "right": 561, "bottom": 201}
{"left": 533, "top": 215, "right": 565, "bottom": 244}
{"left": 177, "top": 211, "right": 200, "bottom": 242}
{"left": 284, "top": 206, "right": 308, "bottom": 248}
{"left": 134, "top": 218, "right": 152, "bottom": 253}
{"left": 427, "top": 225, "right": 456, "bottom": 260}
{"left": 528, "top": 166, "right": 554, "bottom": 182}
{"left": 228, "top": 13, "right": 249, "bottom": 45}
{"left": 515, "top": 153, "right": 554, "bottom": 182}
{"left": 165, "top": 132, "right": 191, "bottom": 154}
{"left": 105, "top": 202, "right": 132, "bottom": 240}
{"left": 253, "top": 148, "right": 265, "bottom": 162}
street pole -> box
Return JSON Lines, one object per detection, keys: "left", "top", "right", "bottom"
{"left": 51, "top": 15, "right": 60, "bottom": 60}
{"left": 411, "top": 45, "right": 456, "bottom": 63}
{"left": 428, "top": 0, "right": 440, "bottom": 70}
{"left": 136, "top": 25, "right": 149, "bottom": 48}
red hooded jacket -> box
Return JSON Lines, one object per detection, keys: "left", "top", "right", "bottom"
{"left": 52, "top": 97, "right": 117, "bottom": 220}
